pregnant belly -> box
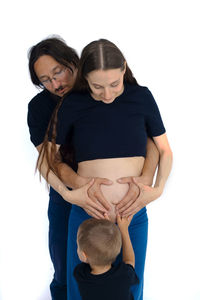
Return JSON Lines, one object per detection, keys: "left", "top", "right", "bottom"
{"left": 101, "top": 181, "right": 129, "bottom": 222}
{"left": 78, "top": 157, "right": 144, "bottom": 222}
{"left": 101, "top": 181, "right": 129, "bottom": 205}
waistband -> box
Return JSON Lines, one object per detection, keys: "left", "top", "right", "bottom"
{"left": 71, "top": 204, "right": 147, "bottom": 223}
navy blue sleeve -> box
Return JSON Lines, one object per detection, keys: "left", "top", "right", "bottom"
{"left": 144, "top": 88, "right": 166, "bottom": 137}
{"left": 27, "top": 90, "right": 58, "bottom": 147}
{"left": 27, "top": 99, "right": 49, "bottom": 147}
{"left": 125, "top": 264, "right": 139, "bottom": 285}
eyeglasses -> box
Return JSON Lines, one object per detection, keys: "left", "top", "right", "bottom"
{"left": 40, "top": 67, "right": 67, "bottom": 87}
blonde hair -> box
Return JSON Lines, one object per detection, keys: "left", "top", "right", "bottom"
{"left": 77, "top": 218, "right": 122, "bottom": 266}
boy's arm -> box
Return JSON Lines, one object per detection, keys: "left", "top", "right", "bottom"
{"left": 117, "top": 215, "right": 135, "bottom": 268}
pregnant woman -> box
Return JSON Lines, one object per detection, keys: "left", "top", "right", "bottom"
{"left": 39, "top": 39, "right": 173, "bottom": 300}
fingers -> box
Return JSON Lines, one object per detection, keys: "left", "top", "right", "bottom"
{"left": 128, "top": 214, "right": 134, "bottom": 222}
{"left": 88, "top": 187, "right": 111, "bottom": 211}
{"left": 117, "top": 196, "right": 134, "bottom": 213}
{"left": 94, "top": 193, "right": 111, "bottom": 211}
{"left": 117, "top": 176, "right": 133, "bottom": 184}
{"left": 86, "top": 198, "right": 108, "bottom": 214}
{"left": 121, "top": 200, "right": 141, "bottom": 218}
{"left": 116, "top": 190, "right": 139, "bottom": 212}
{"left": 86, "top": 178, "right": 95, "bottom": 187}
{"left": 84, "top": 208, "right": 103, "bottom": 219}
{"left": 104, "top": 213, "right": 110, "bottom": 221}
{"left": 85, "top": 209, "right": 111, "bottom": 220}
{"left": 99, "top": 178, "right": 113, "bottom": 185}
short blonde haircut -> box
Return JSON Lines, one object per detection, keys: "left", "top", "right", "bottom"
{"left": 77, "top": 218, "right": 122, "bottom": 266}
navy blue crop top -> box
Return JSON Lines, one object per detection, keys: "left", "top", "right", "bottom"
{"left": 56, "top": 83, "right": 165, "bottom": 163}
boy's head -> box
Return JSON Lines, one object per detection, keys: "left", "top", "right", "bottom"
{"left": 77, "top": 218, "right": 122, "bottom": 266}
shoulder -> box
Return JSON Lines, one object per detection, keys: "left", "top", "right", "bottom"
{"left": 28, "top": 89, "right": 59, "bottom": 115}
{"left": 117, "top": 262, "right": 139, "bottom": 283}
{"left": 28, "top": 89, "right": 57, "bottom": 111}
{"left": 123, "top": 83, "right": 153, "bottom": 102}
{"left": 73, "top": 263, "right": 90, "bottom": 280}
{"left": 59, "top": 90, "right": 92, "bottom": 114}
{"left": 28, "top": 90, "right": 49, "bottom": 106}
{"left": 63, "top": 90, "right": 90, "bottom": 105}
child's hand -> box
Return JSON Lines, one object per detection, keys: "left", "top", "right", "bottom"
{"left": 117, "top": 214, "right": 133, "bottom": 232}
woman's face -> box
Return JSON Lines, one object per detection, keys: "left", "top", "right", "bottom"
{"left": 86, "top": 67, "right": 125, "bottom": 104}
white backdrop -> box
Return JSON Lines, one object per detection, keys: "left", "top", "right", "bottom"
{"left": 0, "top": 0, "right": 200, "bottom": 299}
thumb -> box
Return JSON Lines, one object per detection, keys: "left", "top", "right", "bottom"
{"left": 117, "top": 176, "right": 133, "bottom": 184}
{"left": 87, "top": 178, "right": 95, "bottom": 187}
{"left": 132, "top": 176, "right": 139, "bottom": 184}
{"left": 132, "top": 177, "right": 144, "bottom": 188}
{"left": 101, "top": 178, "right": 113, "bottom": 185}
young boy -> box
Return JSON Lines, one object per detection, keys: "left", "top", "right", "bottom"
{"left": 73, "top": 215, "right": 139, "bottom": 300}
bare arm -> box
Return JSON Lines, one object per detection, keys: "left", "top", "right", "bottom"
{"left": 47, "top": 145, "right": 112, "bottom": 212}
{"left": 117, "top": 215, "right": 135, "bottom": 267}
{"left": 118, "top": 133, "right": 173, "bottom": 217}
{"left": 152, "top": 133, "right": 173, "bottom": 192}
{"left": 52, "top": 148, "right": 87, "bottom": 189}
{"left": 37, "top": 142, "right": 110, "bottom": 218}
{"left": 36, "top": 144, "right": 83, "bottom": 190}
{"left": 116, "top": 137, "right": 159, "bottom": 214}
{"left": 140, "top": 137, "right": 159, "bottom": 186}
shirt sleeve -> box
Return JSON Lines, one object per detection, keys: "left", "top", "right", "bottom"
{"left": 144, "top": 88, "right": 166, "bottom": 137}
{"left": 27, "top": 101, "right": 48, "bottom": 146}
{"left": 124, "top": 263, "right": 139, "bottom": 285}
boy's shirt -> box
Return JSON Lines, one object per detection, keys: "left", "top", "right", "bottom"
{"left": 74, "top": 262, "right": 139, "bottom": 300}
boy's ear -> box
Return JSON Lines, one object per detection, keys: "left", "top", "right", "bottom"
{"left": 81, "top": 250, "right": 88, "bottom": 263}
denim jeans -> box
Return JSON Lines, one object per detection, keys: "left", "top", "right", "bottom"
{"left": 48, "top": 188, "right": 72, "bottom": 300}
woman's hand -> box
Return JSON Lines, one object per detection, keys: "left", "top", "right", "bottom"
{"left": 67, "top": 178, "right": 112, "bottom": 219}
{"left": 75, "top": 175, "right": 113, "bottom": 212}
{"left": 115, "top": 176, "right": 140, "bottom": 216}
{"left": 87, "top": 177, "right": 113, "bottom": 211}
{"left": 116, "top": 176, "right": 162, "bottom": 217}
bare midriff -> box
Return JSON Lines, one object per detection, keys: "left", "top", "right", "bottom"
{"left": 78, "top": 157, "right": 145, "bottom": 221}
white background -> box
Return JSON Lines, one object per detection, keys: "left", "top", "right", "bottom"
{"left": 0, "top": 0, "right": 200, "bottom": 299}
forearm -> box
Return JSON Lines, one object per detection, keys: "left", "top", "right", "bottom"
{"left": 56, "top": 162, "right": 89, "bottom": 189}
{"left": 38, "top": 155, "right": 73, "bottom": 202}
{"left": 121, "top": 229, "right": 135, "bottom": 267}
{"left": 35, "top": 144, "right": 108, "bottom": 216}
{"left": 154, "top": 149, "right": 173, "bottom": 193}
{"left": 141, "top": 138, "right": 159, "bottom": 185}
{"left": 36, "top": 143, "right": 76, "bottom": 202}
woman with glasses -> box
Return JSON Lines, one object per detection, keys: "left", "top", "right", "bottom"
{"left": 39, "top": 39, "right": 172, "bottom": 300}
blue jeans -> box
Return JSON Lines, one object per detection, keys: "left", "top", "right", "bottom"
{"left": 67, "top": 205, "right": 148, "bottom": 300}
{"left": 48, "top": 188, "right": 72, "bottom": 300}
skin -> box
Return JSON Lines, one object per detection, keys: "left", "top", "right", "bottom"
{"left": 76, "top": 215, "right": 135, "bottom": 275}
{"left": 54, "top": 68, "right": 172, "bottom": 221}
{"left": 86, "top": 67, "right": 126, "bottom": 104}
{"left": 34, "top": 55, "right": 113, "bottom": 215}
{"left": 34, "top": 55, "right": 162, "bottom": 219}
{"left": 34, "top": 55, "right": 77, "bottom": 97}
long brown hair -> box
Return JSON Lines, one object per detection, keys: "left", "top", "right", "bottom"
{"left": 38, "top": 39, "right": 138, "bottom": 182}
{"left": 73, "top": 38, "right": 138, "bottom": 92}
